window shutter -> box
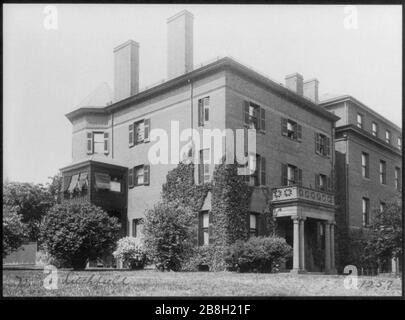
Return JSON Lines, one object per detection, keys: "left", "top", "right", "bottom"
{"left": 104, "top": 132, "right": 109, "bottom": 154}
{"left": 129, "top": 124, "right": 134, "bottom": 147}
{"left": 208, "top": 212, "right": 213, "bottom": 244}
{"left": 281, "top": 163, "right": 288, "bottom": 186}
{"left": 86, "top": 132, "right": 93, "bottom": 154}
{"left": 327, "top": 176, "right": 332, "bottom": 192}
{"left": 261, "top": 156, "right": 266, "bottom": 185}
{"left": 297, "top": 124, "right": 302, "bottom": 141}
{"left": 244, "top": 101, "right": 250, "bottom": 126}
{"left": 260, "top": 107, "right": 266, "bottom": 132}
{"left": 315, "top": 174, "right": 320, "bottom": 190}
{"left": 315, "top": 133, "right": 320, "bottom": 154}
{"left": 281, "top": 118, "right": 288, "bottom": 136}
{"left": 325, "top": 136, "right": 330, "bottom": 156}
{"left": 143, "top": 165, "right": 150, "bottom": 185}
{"left": 144, "top": 119, "right": 150, "bottom": 142}
{"left": 128, "top": 168, "right": 134, "bottom": 188}
{"left": 198, "top": 99, "right": 204, "bottom": 126}
{"left": 298, "top": 168, "right": 303, "bottom": 187}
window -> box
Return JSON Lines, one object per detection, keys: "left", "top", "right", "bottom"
{"left": 87, "top": 131, "right": 109, "bottom": 155}
{"left": 281, "top": 118, "right": 302, "bottom": 141}
{"left": 198, "top": 97, "right": 210, "bottom": 126}
{"left": 315, "top": 133, "right": 330, "bottom": 157}
{"left": 199, "top": 211, "right": 209, "bottom": 246}
{"left": 362, "top": 197, "right": 370, "bottom": 227}
{"left": 395, "top": 167, "right": 401, "bottom": 191}
{"left": 129, "top": 119, "right": 150, "bottom": 147}
{"left": 249, "top": 213, "right": 258, "bottom": 238}
{"left": 281, "top": 164, "right": 302, "bottom": 186}
{"left": 316, "top": 174, "right": 328, "bottom": 191}
{"left": 132, "top": 219, "right": 143, "bottom": 238}
{"left": 357, "top": 113, "right": 363, "bottom": 129}
{"left": 244, "top": 101, "right": 265, "bottom": 131}
{"left": 110, "top": 178, "right": 121, "bottom": 192}
{"left": 199, "top": 149, "right": 211, "bottom": 184}
{"left": 372, "top": 122, "right": 378, "bottom": 137}
{"left": 244, "top": 154, "right": 266, "bottom": 186}
{"left": 385, "top": 130, "right": 391, "bottom": 144}
{"left": 133, "top": 165, "right": 150, "bottom": 186}
{"left": 379, "top": 160, "right": 387, "bottom": 184}
{"left": 398, "top": 137, "right": 402, "bottom": 150}
{"left": 380, "top": 202, "right": 386, "bottom": 213}
{"left": 361, "top": 152, "right": 369, "bottom": 178}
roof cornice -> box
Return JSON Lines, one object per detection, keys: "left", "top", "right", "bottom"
{"left": 66, "top": 57, "right": 339, "bottom": 123}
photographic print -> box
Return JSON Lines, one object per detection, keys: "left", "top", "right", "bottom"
{"left": 2, "top": 3, "right": 403, "bottom": 301}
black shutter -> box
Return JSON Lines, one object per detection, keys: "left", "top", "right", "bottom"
{"left": 198, "top": 99, "right": 204, "bottom": 126}
{"left": 260, "top": 107, "right": 266, "bottom": 132}
{"left": 297, "top": 124, "right": 302, "bottom": 141}
{"left": 325, "top": 136, "right": 330, "bottom": 156}
{"left": 128, "top": 168, "right": 134, "bottom": 188}
{"left": 129, "top": 123, "right": 134, "bottom": 147}
{"left": 143, "top": 165, "right": 150, "bottom": 185}
{"left": 199, "top": 150, "right": 204, "bottom": 184}
{"left": 104, "top": 132, "right": 109, "bottom": 154}
{"left": 198, "top": 213, "right": 203, "bottom": 246}
{"left": 281, "top": 118, "right": 288, "bottom": 136}
{"left": 244, "top": 101, "right": 250, "bottom": 126}
{"left": 315, "top": 174, "right": 320, "bottom": 190}
{"left": 298, "top": 169, "right": 303, "bottom": 187}
{"left": 327, "top": 176, "right": 331, "bottom": 192}
{"left": 144, "top": 119, "right": 150, "bottom": 142}
{"left": 87, "top": 132, "right": 93, "bottom": 154}
{"left": 315, "top": 132, "right": 320, "bottom": 154}
{"left": 281, "top": 163, "right": 288, "bottom": 186}
{"left": 261, "top": 156, "right": 266, "bottom": 185}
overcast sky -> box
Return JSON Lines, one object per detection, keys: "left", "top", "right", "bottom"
{"left": 3, "top": 4, "right": 402, "bottom": 184}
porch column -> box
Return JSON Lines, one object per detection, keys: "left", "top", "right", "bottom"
{"left": 299, "top": 217, "right": 306, "bottom": 271}
{"left": 292, "top": 216, "right": 300, "bottom": 272}
{"left": 330, "top": 221, "right": 336, "bottom": 274}
{"left": 324, "top": 221, "right": 331, "bottom": 273}
{"left": 391, "top": 257, "right": 398, "bottom": 274}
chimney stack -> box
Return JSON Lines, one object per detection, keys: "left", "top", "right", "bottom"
{"left": 114, "top": 40, "right": 139, "bottom": 102}
{"left": 303, "top": 79, "right": 319, "bottom": 103}
{"left": 285, "top": 73, "right": 304, "bottom": 96}
{"left": 167, "top": 10, "right": 194, "bottom": 79}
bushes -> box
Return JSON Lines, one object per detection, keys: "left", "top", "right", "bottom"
{"left": 143, "top": 201, "right": 195, "bottom": 271}
{"left": 113, "top": 237, "right": 147, "bottom": 269}
{"left": 225, "top": 236, "right": 292, "bottom": 273}
{"left": 3, "top": 205, "right": 27, "bottom": 258}
{"left": 40, "top": 202, "right": 121, "bottom": 270}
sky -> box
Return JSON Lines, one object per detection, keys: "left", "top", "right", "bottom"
{"left": 3, "top": 4, "right": 402, "bottom": 184}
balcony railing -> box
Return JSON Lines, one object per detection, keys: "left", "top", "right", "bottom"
{"left": 271, "top": 185, "right": 335, "bottom": 207}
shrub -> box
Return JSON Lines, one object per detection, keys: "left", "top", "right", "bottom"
{"left": 225, "top": 236, "right": 292, "bottom": 273}
{"left": 143, "top": 201, "right": 195, "bottom": 271}
{"left": 113, "top": 237, "right": 147, "bottom": 269}
{"left": 39, "top": 202, "right": 121, "bottom": 270}
{"left": 3, "top": 205, "right": 27, "bottom": 258}
{"left": 183, "top": 245, "right": 228, "bottom": 272}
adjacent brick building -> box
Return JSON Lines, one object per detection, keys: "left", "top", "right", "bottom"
{"left": 61, "top": 10, "right": 401, "bottom": 273}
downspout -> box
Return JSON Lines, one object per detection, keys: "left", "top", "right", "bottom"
{"left": 111, "top": 112, "right": 114, "bottom": 159}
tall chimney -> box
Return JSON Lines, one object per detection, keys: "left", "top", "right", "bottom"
{"left": 167, "top": 10, "right": 194, "bottom": 79}
{"left": 285, "top": 73, "right": 304, "bottom": 96}
{"left": 114, "top": 40, "right": 139, "bottom": 102}
{"left": 303, "top": 79, "right": 319, "bottom": 103}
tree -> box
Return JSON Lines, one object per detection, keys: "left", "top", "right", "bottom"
{"left": 3, "top": 205, "right": 27, "bottom": 258}
{"left": 3, "top": 182, "right": 54, "bottom": 241}
{"left": 47, "top": 173, "right": 63, "bottom": 204}
{"left": 40, "top": 202, "right": 121, "bottom": 270}
{"left": 143, "top": 201, "right": 195, "bottom": 271}
{"left": 363, "top": 197, "right": 402, "bottom": 269}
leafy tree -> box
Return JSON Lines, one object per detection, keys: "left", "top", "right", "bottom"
{"left": 363, "top": 197, "right": 402, "bottom": 267}
{"left": 47, "top": 173, "right": 63, "bottom": 204}
{"left": 3, "top": 205, "right": 27, "bottom": 258}
{"left": 143, "top": 201, "right": 195, "bottom": 271}
{"left": 40, "top": 202, "right": 121, "bottom": 270}
{"left": 3, "top": 182, "right": 54, "bottom": 240}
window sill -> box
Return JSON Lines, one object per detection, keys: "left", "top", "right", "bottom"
{"left": 282, "top": 135, "right": 302, "bottom": 143}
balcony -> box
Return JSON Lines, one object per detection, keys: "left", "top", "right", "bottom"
{"left": 271, "top": 185, "right": 335, "bottom": 207}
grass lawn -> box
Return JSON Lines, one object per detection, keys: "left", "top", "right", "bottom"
{"left": 2, "top": 269, "right": 402, "bottom": 297}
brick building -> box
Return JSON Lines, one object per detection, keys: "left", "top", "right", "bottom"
{"left": 60, "top": 10, "right": 401, "bottom": 273}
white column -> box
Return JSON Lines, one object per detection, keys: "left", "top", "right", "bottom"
{"left": 299, "top": 217, "right": 306, "bottom": 271}
{"left": 391, "top": 257, "right": 398, "bottom": 274}
{"left": 324, "top": 221, "right": 331, "bottom": 273}
{"left": 292, "top": 217, "right": 300, "bottom": 272}
{"left": 330, "top": 221, "right": 336, "bottom": 273}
